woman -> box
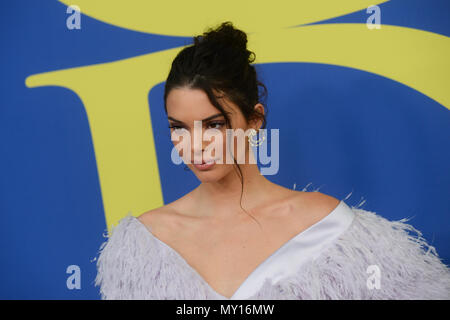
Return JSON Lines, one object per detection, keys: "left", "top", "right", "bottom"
{"left": 95, "top": 21, "right": 450, "bottom": 300}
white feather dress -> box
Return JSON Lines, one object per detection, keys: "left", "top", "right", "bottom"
{"left": 94, "top": 199, "right": 450, "bottom": 299}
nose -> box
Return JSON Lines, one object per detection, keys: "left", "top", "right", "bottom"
{"left": 191, "top": 126, "right": 205, "bottom": 163}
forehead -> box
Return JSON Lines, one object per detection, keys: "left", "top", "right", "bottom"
{"left": 166, "top": 87, "right": 237, "bottom": 119}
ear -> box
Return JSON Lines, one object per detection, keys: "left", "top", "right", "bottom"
{"left": 249, "top": 103, "right": 265, "bottom": 130}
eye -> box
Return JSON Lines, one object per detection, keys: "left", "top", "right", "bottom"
{"left": 168, "top": 124, "right": 187, "bottom": 132}
{"left": 168, "top": 125, "right": 188, "bottom": 135}
{"left": 207, "top": 121, "right": 225, "bottom": 129}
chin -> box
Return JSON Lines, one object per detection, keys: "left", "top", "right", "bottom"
{"left": 190, "top": 165, "right": 231, "bottom": 183}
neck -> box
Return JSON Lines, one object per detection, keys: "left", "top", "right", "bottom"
{"left": 192, "top": 162, "right": 275, "bottom": 219}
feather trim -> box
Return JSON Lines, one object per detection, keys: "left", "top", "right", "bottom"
{"left": 94, "top": 206, "right": 450, "bottom": 300}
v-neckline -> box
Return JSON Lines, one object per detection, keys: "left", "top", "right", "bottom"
{"left": 131, "top": 200, "right": 346, "bottom": 299}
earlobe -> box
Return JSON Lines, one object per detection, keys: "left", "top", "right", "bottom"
{"left": 252, "top": 103, "right": 265, "bottom": 129}
{"left": 254, "top": 103, "right": 265, "bottom": 115}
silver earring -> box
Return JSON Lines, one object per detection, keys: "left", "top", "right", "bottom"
{"left": 248, "top": 128, "right": 266, "bottom": 147}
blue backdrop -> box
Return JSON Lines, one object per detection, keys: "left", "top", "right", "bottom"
{"left": 1, "top": 0, "right": 449, "bottom": 299}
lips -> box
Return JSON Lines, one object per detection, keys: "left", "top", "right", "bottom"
{"left": 193, "top": 157, "right": 216, "bottom": 164}
{"left": 193, "top": 158, "right": 217, "bottom": 170}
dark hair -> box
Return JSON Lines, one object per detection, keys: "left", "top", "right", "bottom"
{"left": 163, "top": 21, "right": 268, "bottom": 226}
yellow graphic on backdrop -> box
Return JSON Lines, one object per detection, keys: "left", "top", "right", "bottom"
{"left": 58, "top": 0, "right": 389, "bottom": 36}
{"left": 25, "top": 1, "right": 450, "bottom": 231}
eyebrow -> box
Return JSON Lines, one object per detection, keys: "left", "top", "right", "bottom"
{"left": 167, "top": 113, "right": 225, "bottom": 123}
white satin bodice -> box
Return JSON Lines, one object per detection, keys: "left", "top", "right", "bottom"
{"left": 227, "top": 200, "right": 355, "bottom": 299}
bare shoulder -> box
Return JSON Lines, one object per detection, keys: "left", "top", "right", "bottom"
{"left": 261, "top": 189, "right": 342, "bottom": 240}
{"left": 136, "top": 203, "right": 180, "bottom": 232}
{"left": 136, "top": 195, "right": 194, "bottom": 233}
{"left": 304, "top": 191, "right": 341, "bottom": 211}
{"left": 137, "top": 206, "right": 168, "bottom": 224}
{"left": 292, "top": 191, "right": 341, "bottom": 220}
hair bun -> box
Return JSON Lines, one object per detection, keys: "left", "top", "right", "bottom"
{"left": 193, "top": 21, "right": 255, "bottom": 65}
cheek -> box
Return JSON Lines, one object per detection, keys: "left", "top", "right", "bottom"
{"left": 208, "top": 132, "right": 228, "bottom": 161}
{"left": 230, "top": 134, "right": 249, "bottom": 160}
{"left": 172, "top": 134, "right": 191, "bottom": 162}
{"left": 174, "top": 140, "right": 184, "bottom": 157}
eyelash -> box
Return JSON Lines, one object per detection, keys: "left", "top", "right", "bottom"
{"left": 168, "top": 122, "right": 225, "bottom": 130}
{"left": 207, "top": 122, "right": 225, "bottom": 129}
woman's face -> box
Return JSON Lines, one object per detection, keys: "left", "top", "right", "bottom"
{"left": 166, "top": 87, "right": 253, "bottom": 183}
